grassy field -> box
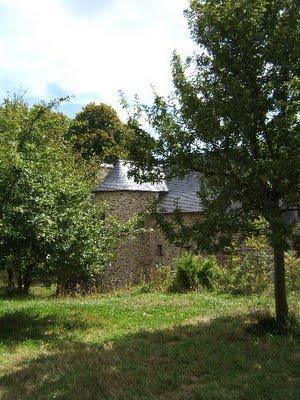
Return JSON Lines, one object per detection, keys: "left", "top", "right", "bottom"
{"left": 0, "top": 288, "right": 299, "bottom": 400}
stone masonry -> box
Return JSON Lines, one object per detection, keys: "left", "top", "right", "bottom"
{"left": 94, "top": 161, "right": 202, "bottom": 289}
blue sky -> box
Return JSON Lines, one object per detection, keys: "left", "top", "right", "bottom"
{"left": 0, "top": 0, "right": 195, "bottom": 118}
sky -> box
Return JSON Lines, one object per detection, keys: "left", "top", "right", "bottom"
{"left": 0, "top": 0, "right": 195, "bottom": 118}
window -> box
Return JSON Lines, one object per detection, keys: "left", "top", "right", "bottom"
{"left": 157, "top": 244, "right": 163, "bottom": 257}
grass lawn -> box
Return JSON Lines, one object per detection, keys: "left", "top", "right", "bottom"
{"left": 0, "top": 288, "right": 299, "bottom": 400}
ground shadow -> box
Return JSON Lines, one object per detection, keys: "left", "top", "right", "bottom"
{"left": 0, "top": 315, "right": 298, "bottom": 400}
{"left": 0, "top": 309, "right": 102, "bottom": 347}
{"left": 0, "top": 285, "right": 56, "bottom": 300}
{"left": 0, "top": 287, "right": 33, "bottom": 300}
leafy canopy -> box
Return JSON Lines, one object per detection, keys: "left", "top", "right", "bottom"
{"left": 0, "top": 96, "right": 133, "bottom": 291}
{"left": 126, "top": 0, "right": 300, "bottom": 249}
{"left": 125, "top": 0, "right": 300, "bottom": 330}
{"left": 67, "top": 102, "right": 129, "bottom": 163}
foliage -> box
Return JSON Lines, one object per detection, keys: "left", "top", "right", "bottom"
{"left": 0, "top": 96, "right": 132, "bottom": 294}
{"left": 124, "top": 0, "right": 300, "bottom": 329}
{"left": 134, "top": 264, "right": 174, "bottom": 293}
{"left": 67, "top": 102, "right": 129, "bottom": 163}
{"left": 172, "top": 252, "right": 219, "bottom": 292}
{"left": 170, "top": 236, "right": 299, "bottom": 295}
{"left": 285, "top": 251, "right": 300, "bottom": 291}
{"left": 216, "top": 236, "right": 273, "bottom": 294}
{"left": 217, "top": 240, "right": 300, "bottom": 295}
{"left": 217, "top": 256, "right": 271, "bottom": 295}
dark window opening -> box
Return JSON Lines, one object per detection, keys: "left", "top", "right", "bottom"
{"left": 157, "top": 244, "right": 163, "bottom": 257}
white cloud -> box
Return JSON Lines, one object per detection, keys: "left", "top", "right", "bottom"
{"left": 0, "top": 0, "right": 196, "bottom": 116}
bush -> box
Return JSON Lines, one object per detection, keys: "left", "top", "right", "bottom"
{"left": 172, "top": 252, "right": 219, "bottom": 292}
{"left": 134, "top": 236, "right": 299, "bottom": 296}
{"left": 285, "top": 251, "right": 300, "bottom": 291}
{"left": 215, "top": 236, "right": 273, "bottom": 294}
{"left": 217, "top": 238, "right": 300, "bottom": 295}
{"left": 132, "top": 264, "right": 174, "bottom": 294}
{"left": 217, "top": 255, "right": 272, "bottom": 295}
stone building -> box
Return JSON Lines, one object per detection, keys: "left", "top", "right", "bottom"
{"left": 94, "top": 160, "right": 201, "bottom": 289}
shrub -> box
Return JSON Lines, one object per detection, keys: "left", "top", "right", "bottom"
{"left": 217, "top": 254, "right": 272, "bottom": 295}
{"left": 135, "top": 235, "right": 299, "bottom": 296}
{"left": 217, "top": 238, "right": 300, "bottom": 295}
{"left": 138, "top": 264, "right": 174, "bottom": 293}
{"left": 172, "top": 252, "right": 219, "bottom": 292}
{"left": 215, "top": 236, "right": 273, "bottom": 295}
{"left": 285, "top": 251, "right": 300, "bottom": 292}
{"left": 149, "top": 264, "right": 174, "bottom": 291}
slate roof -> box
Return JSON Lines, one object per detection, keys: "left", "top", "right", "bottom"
{"left": 95, "top": 160, "right": 202, "bottom": 214}
{"left": 158, "top": 172, "right": 202, "bottom": 213}
{"left": 95, "top": 160, "right": 168, "bottom": 192}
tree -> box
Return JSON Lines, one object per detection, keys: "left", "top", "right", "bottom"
{"left": 126, "top": 0, "right": 300, "bottom": 332}
{"left": 0, "top": 96, "right": 133, "bottom": 294}
{"left": 67, "top": 102, "right": 129, "bottom": 163}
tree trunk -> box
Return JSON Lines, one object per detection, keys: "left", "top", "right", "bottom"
{"left": 272, "top": 234, "right": 289, "bottom": 334}
{"left": 17, "top": 273, "right": 23, "bottom": 292}
{"left": 7, "top": 268, "right": 15, "bottom": 291}
{"left": 56, "top": 279, "right": 64, "bottom": 296}
{"left": 23, "top": 271, "right": 32, "bottom": 295}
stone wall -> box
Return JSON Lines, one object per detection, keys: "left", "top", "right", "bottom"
{"left": 94, "top": 191, "right": 157, "bottom": 289}
{"left": 94, "top": 190, "right": 201, "bottom": 289}
{"left": 94, "top": 191, "right": 157, "bottom": 221}
{"left": 146, "top": 212, "right": 200, "bottom": 267}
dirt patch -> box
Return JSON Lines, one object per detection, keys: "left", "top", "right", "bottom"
{"left": 184, "top": 315, "right": 213, "bottom": 326}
